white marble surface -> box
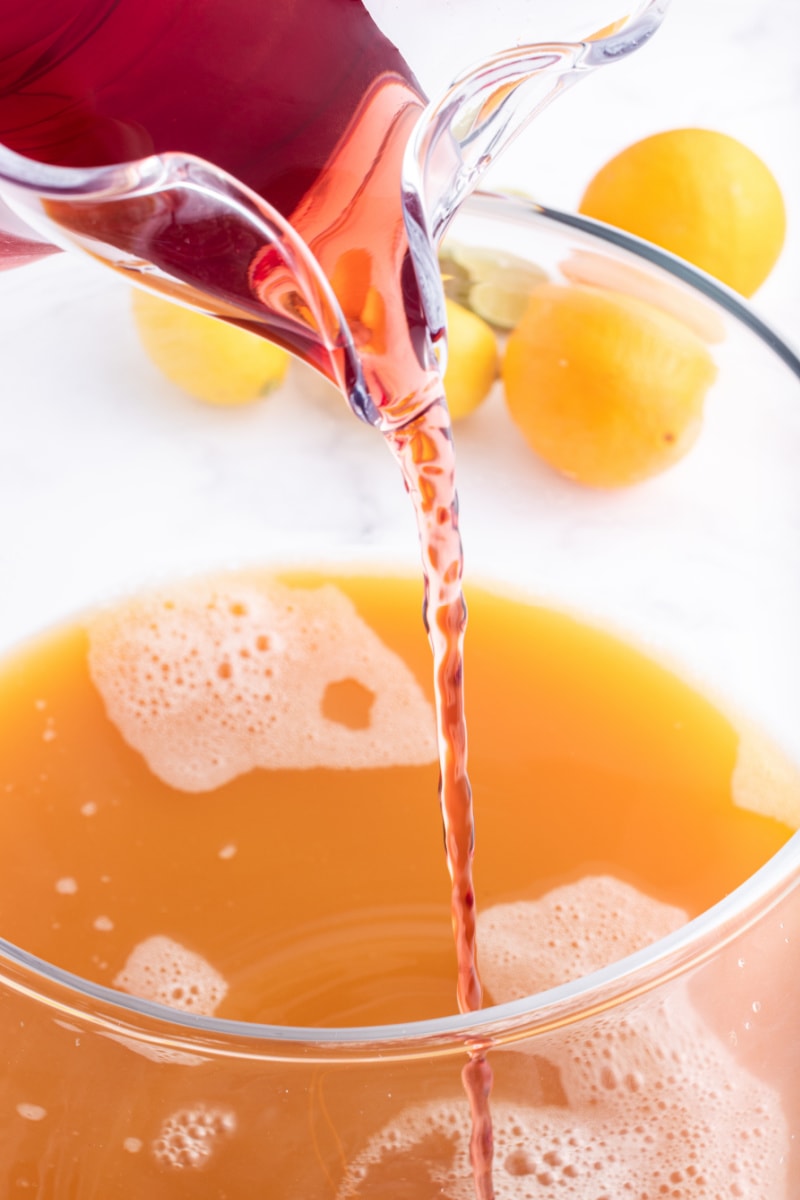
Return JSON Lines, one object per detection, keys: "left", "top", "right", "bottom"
{"left": 0, "top": 0, "right": 799, "bottom": 752}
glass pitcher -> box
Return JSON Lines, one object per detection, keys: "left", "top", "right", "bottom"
{"left": 0, "top": 0, "right": 669, "bottom": 421}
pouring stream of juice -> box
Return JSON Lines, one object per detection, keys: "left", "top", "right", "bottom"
{"left": 0, "top": 3, "right": 669, "bottom": 1195}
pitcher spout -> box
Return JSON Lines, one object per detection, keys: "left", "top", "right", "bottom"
{"left": 401, "top": 0, "right": 671, "bottom": 339}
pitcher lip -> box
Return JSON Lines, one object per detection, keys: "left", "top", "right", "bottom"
{"left": 1, "top": 192, "right": 799, "bottom": 1059}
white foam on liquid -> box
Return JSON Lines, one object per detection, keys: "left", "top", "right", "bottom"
{"left": 338, "top": 877, "right": 789, "bottom": 1199}
{"left": 476, "top": 874, "right": 686, "bottom": 1002}
{"left": 87, "top": 579, "right": 437, "bottom": 792}
{"left": 151, "top": 1104, "right": 236, "bottom": 1171}
{"left": 112, "top": 935, "right": 227, "bottom": 1016}
{"left": 16, "top": 1104, "right": 47, "bottom": 1122}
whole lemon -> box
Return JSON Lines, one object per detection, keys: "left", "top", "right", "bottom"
{"left": 502, "top": 283, "right": 717, "bottom": 488}
{"left": 579, "top": 129, "right": 786, "bottom": 297}
{"left": 132, "top": 290, "right": 290, "bottom": 406}
{"left": 443, "top": 297, "right": 499, "bottom": 420}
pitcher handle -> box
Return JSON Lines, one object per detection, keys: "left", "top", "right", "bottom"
{"left": 0, "top": 143, "right": 376, "bottom": 424}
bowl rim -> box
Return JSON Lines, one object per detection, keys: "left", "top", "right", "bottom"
{"left": 2, "top": 833, "right": 797, "bottom": 1061}
{"left": 483, "top": 190, "right": 800, "bottom": 377}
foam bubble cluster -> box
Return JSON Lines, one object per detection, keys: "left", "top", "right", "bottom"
{"left": 16, "top": 1104, "right": 47, "bottom": 1122}
{"left": 476, "top": 875, "right": 686, "bottom": 1000}
{"left": 87, "top": 579, "right": 437, "bottom": 792}
{"left": 113, "top": 935, "right": 227, "bottom": 1015}
{"left": 338, "top": 877, "right": 788, "bottom": 1199}
{"left": 152, "top": 1104, "right": 236, "bottom": 1171}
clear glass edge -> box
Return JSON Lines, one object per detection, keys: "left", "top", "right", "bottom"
{"left": 1, "top": 191, "right": 798, "bottom": 1059}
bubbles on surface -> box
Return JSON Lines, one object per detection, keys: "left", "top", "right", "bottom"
{"left": 477, "top": 875, "right": 686, "bottom": 1000}
{"left": 55, "top": 876, "right": 78, "bottom": 895}
{"left": 152, "top": 1104, "right": 236, "bottom": 1171}
{"left": 113, "top": 935, "right": 228, "bottom": 1015}
{"left": 16, "top": 1104, "right": 47, "bottom": 1122}
{"left": 339, "top": 877, "right": 789, "bottom": 1199}
{"left": 87, "top": 579, "right": 437, "bottom": 792}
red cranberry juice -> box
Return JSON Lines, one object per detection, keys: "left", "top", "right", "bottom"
{"left": 1, "top": 4, "right": 491, "bottom": 1189}
{"left": 0, "top": 0, "right": 412, "bottom": 212}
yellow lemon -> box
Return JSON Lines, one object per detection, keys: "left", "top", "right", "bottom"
{"left": 502, "top": 283, "right": 717, "bottom": 488}
{"left": 443, "top": 298, "right": 499, "bottom": 420}
{"left": 132, "top": 290, "right": 290, "bottom": 406}
{"left": 579, "top": 129, "right": 786, "bottom": 297}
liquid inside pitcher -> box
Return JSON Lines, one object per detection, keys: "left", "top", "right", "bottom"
{"left": 0, "top": 0, "right": 669, "bottom": 420}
